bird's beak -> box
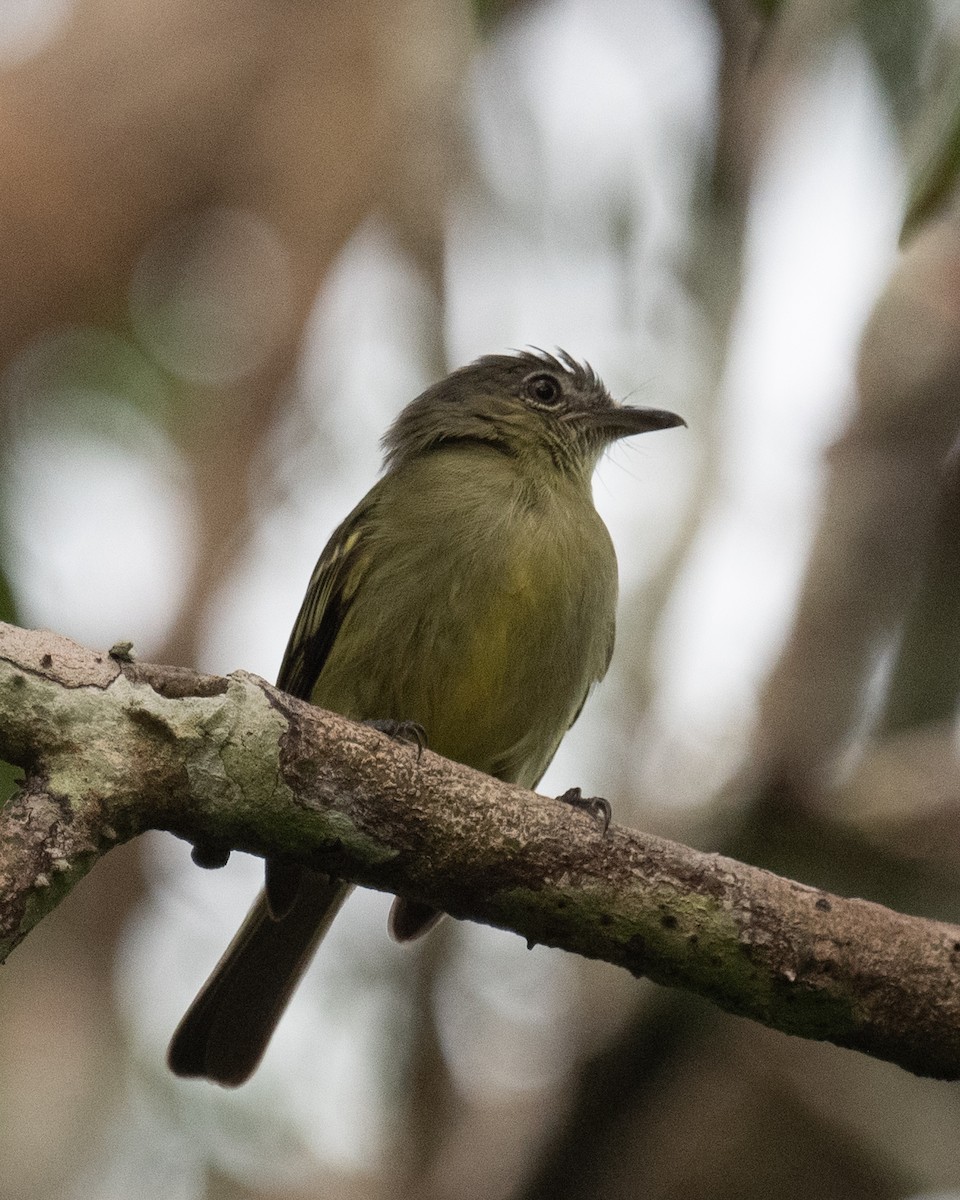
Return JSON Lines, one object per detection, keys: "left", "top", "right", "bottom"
{"left": 590, "top": 406, "right": 686, "bottom": 440}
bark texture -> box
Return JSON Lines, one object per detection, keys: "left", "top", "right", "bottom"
{"left": 1, "top": 621, "right": 959, "bottom": 1079}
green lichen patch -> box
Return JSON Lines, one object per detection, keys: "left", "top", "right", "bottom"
{"left": 491, "top": 879, "right": 860, "bottom": 1048}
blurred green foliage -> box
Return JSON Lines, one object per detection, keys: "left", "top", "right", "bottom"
{"left": 903, "top": 57, "right": 960, "bottom": 239}
{"left": 8, "top": 327, "right": 173, "bottom": 438}
{"left": 472, "top": 0, "right": 522, "bottom": 34}
{"left": 854, "top": 0, "right": 929, "bottom": 129}
{"left": 0, "top": 566, "right": 14, "bottom": 626}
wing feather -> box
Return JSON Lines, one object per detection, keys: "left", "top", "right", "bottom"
{"left": 276, "top": 497, "right": 375, "bottom": 702}
{"left": 266, "top": 496, "right": 376, "bottom": 919}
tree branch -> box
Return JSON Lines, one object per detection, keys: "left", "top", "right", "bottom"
{"left": 1, "top": 621, "right": 959, "bottom": 1079}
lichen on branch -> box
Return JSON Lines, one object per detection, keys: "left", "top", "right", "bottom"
{"left": 1, "top": 620, "right": 959, "bottom": 1080}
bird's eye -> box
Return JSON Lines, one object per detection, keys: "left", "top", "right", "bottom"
{"left": 525, "top": 373, "right": 562, "bottom": 407}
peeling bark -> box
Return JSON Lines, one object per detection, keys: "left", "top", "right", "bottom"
{"left": 1, "top": 621, "right": 959, "bottom": 1079}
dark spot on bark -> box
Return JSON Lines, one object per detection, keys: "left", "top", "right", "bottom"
{"left": 660, "top": 913, "right": 678, "bottom": 929}
{"left": 192, "top": 843, "right": 231, "bottom": 869}
{"left": 40, "top": 654, "right": 52, "bottom": 669}
{"left": 129, "top": 707, "right": 175, "bottom": 739}
{"left": 815, "top": 896, "right": 832, "bottom": 912}
{"left": 627, "top": 933, "right": 647, "bottom": 961}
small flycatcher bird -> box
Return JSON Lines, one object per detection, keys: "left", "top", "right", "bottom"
{"left": 168, "top": 349, "right": 683, "bottom": 1085}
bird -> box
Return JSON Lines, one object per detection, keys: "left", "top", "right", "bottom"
{"left": 168, "top": 348, "right": 684, "bottom": 1085}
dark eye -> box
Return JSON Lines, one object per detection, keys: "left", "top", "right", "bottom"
{"left": 525, "top": 373, "right": 562, "bottom": 407}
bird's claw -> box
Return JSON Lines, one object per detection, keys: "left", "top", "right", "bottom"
{"left": 366, "top": 719, "right": 428, "bottom": 760}
{"left": 557, "top": 786, "right": 612, "bottom": 835}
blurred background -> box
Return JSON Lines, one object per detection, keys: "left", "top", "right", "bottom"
{"left": 3, "top": 0, "right": 960, "bottom": 1196}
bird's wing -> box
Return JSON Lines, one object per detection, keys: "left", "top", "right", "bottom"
{"left": 565, "top": 616, "right": 615, "bottom": 734}
{"left": 502, "top": 619, "right": 615, "bottom": 791}
{"left": 266, "top": 494, "right": 377, "bottom": 919}
{"left": 275, "top": 493, "right": 377, "bottom": 702}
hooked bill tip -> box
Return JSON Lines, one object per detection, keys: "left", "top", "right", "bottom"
{"left": 593, "top": 406, "right": 687, "bottom": 438}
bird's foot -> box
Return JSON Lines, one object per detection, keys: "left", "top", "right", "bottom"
{"left": 366, "top": 719, "right": 428, "bottom": 760}
{"left": 557, "top": 787, "right": 612, "bottom": 835}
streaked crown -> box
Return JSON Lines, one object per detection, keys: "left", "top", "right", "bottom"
{"left": 382, "top": 349, "right": 682, "bottom": 479}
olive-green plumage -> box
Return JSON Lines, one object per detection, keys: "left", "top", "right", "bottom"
{"left": 168, "top": 350, "right": 683, "bottom": 1086}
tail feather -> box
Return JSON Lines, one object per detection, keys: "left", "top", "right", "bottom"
{"left": 388, "top": 897, "right": 443, "bottom": 942}
{"left": 168, "top": 870, "right": 351, "bottom": 1086}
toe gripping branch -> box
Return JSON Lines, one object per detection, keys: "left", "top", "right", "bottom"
{"left": 365, "top": 719, "right": 428, "bottom": 760}
{"left": 556, "top": 786, "right": 612, "bottom": 835}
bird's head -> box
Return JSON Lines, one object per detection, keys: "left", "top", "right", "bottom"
{"left": 382, "top": 349, "right": 684, "bottom": 482}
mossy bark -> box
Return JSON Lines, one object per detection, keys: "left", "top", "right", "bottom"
{"left": 1, "top": 620, "right": 959, "bottom": 1079}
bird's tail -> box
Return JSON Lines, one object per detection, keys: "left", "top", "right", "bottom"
{"left": 167, "top": 870, "right": 351, "bottom": 1086}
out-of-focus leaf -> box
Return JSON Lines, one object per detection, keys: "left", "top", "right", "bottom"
{"left": 471, "top": 0, "right": 526, "bottom": 34}
{"left": 853, "top": 0, "right": 928, "bottom": 130}
{"left": 902, "top": 58, "right": 960, "bottom": 240}
{"left": 0, "top": 565, "right": 15, "bottom": 625}
{"left": 880, "top": 452, "right": 960, "bottom": 733}
{"left": 5, "top": 327, "right": 173, "bottom": 438}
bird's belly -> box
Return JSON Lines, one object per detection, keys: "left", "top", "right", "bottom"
{"left": 421, "top": 600, "right": 562, "bottom": 781}
{"left": 312, "top": 513, "right": 613, "bottom": 787}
